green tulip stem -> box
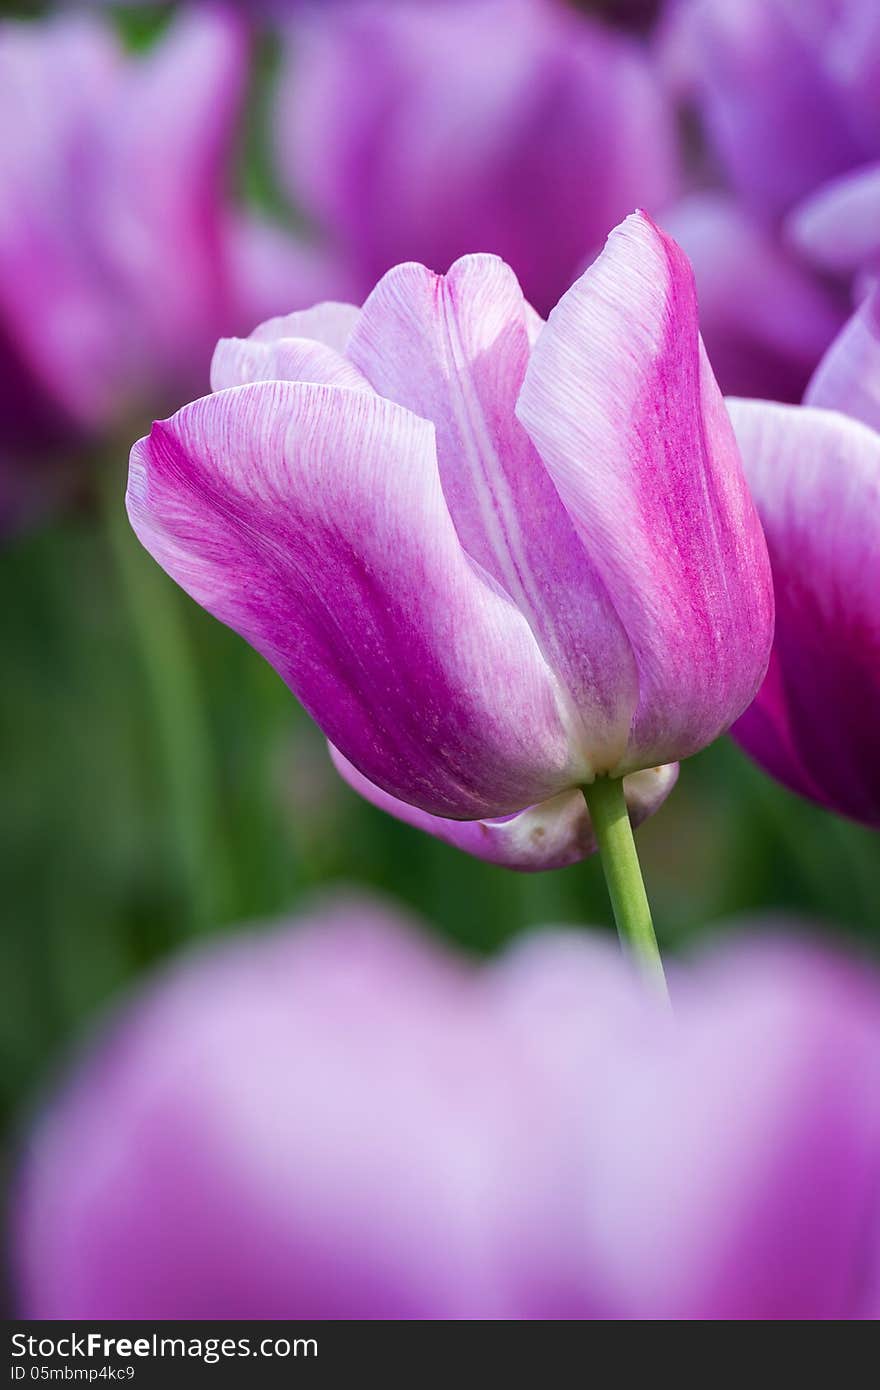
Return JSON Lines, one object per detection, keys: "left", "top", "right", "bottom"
{"left": 582, "top": 777, "right": 668, "bottom": 999}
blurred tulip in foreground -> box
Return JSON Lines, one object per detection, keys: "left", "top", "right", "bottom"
{"left": 0, "top": 8, "right": 325, "bottom": 528}
{"left": 277, "top": 0, "right": 681, "bottom": 315}
{"left": 14, "top": 900, "right": 880, "bottom": 1319}
{"left": 128, "top": 213, "right": 773, "bottom": 869}
{"left": 730, "top": 289, "right": 880, "bottom": 825}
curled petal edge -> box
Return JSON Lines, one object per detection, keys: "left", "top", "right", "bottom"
{"left": 330, "top": 745, "right": 679, "bottom": 872}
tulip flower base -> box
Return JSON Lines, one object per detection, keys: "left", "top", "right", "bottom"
{"left": 582, "top": 777, "right": 667, "bottom": 995}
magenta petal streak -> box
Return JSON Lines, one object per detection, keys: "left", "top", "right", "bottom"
{"left": 517, "top": 214, "right": 774, "bottom": 773}
{"left": 128, "top": 381, "right": 578, "bottom": 819}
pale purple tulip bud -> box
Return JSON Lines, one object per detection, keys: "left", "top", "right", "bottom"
{"left": 14, "top": 901, "right": 880, "bottom": 1319}
{"left": 128, "top": 213, "right": 773, "bottom": 868}
{"left": 276, "top": 0, "right": 682, "bottom": 315}
{"left": 730, "top": 288, "right": 880, "bottom": 824}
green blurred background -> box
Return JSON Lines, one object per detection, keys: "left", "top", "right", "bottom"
{"left": 2, "top": 0, "right": 879, "bottom": 1153}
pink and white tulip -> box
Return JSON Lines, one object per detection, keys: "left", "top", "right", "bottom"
{"left": 128, "top": 213, "right": 773, "bottom": 868}
{"left": 14, "top": 900, "right": 880, "bottom": 1319}
{"left": 731, "top": 289, "right": 880, "bottom": 825}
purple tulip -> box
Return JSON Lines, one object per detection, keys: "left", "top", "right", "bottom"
{"left": 730, "top": 289, "right": 880, "bottom": 825}
{"left": 0, "top": 7, "right": 333, "bottom": 527}
{"left": 667, "top": 0, "right": 880, "bottom": 224}
{"left": 276, "top": 0, "right": 681, "bottom": 316}
{"left": 14, "top": 899, "right": 880, "bottom": 1319}
{"left": 656, "top": 0, "right": 880, "bottom": 401}
{"left": 789, "top": 161, "right": 880, "bottom": 283}
{"left": 127, "top": 213, "right": 773, "bottom": 868}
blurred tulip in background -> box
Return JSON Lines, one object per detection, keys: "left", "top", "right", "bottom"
{"left": 276, "top": 0, "right": 681, "bottom": 315}
{"left": 0, "top": 4, "right": 322, "bottom": 530}
{"left": 14, "top": 899, "right": 880, "bottom": 1319}
{"left": 657, "top": 0, "right": 880, "bottom": 399}
{"left": 666, "top": 0, "right": 880, "bottom": 222}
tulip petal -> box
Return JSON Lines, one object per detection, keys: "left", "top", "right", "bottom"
{"left": 249, "top": 301, "right": 361, "bottom": 354}
{"left": 89, "top": 7, "right": 251, "bottom": 401}
{"left": 128, "top": 382, "right": 579, "bottom": 819}
{"left": 211, "top": 297, "right": 368, "bottom": 392}
{"left": 729, "top": 398, "right": 880, "bottom": 824}
{"left": 0, "top": 8, "right": 267, "bottom": 439}
{"left": 210, "top": 336, "right": 367, "bottom": 392}
{"left": 348, "top": 253, "right": 639, "bottom": 775}
{"left": 14, "top": 901, "right": 578, "bottom": 1320}
{"left": 517, "top": 211, "right": 774, "bottom": 774}
{"left": 727, "top": 648, "right": 826, "bottom": 808}
{"left": 16, "top": 907, "right": 880, "bottom": 1319}
{"left": 498, "top": 931, "right": 880, "bottom": 1319}
{"left": 787, "top": 162, "right": 880, "bottom": 277}
{"left": 805, "top": 286, "right": 880, "bottom": 434}
{"left": 0, "top": 16, "right": 125, "bottom": 427}
{"left": 330, "top": 744, "right": 679, "bottom": 871}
